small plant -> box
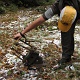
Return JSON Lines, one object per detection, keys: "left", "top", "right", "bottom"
{"left": 0, "top": 7, "right": 5, "bottom": 14}
{"left": 7, "top": 4, "right": 18, "bottom": 12}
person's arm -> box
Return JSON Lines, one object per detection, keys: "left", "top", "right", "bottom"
{"left": 14, "top": 15, "right": 46, "bottom": 39}
{"left": 21, "top": 16, "right": 45, "bottom": 34}
{"left": 14, "top": 0, "right": 59, "bottom": 40}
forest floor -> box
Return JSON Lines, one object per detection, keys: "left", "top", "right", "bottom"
{"left": 0, "top": 6, "right": 80, "bottom": 80}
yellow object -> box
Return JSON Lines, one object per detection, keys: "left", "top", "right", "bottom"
{"left": 58, "top": 6, "right": 77, "bottom": 32}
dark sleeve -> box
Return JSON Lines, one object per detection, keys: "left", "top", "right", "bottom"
{"left": 42, "top": 0, "right": 60, "bottom": 20}
{"left": 51, "top": 0, "right": 60, "bottom": 14}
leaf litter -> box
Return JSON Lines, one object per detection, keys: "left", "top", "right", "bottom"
{"left": 0, "top": 6, "right": 80, "bottom": 80}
